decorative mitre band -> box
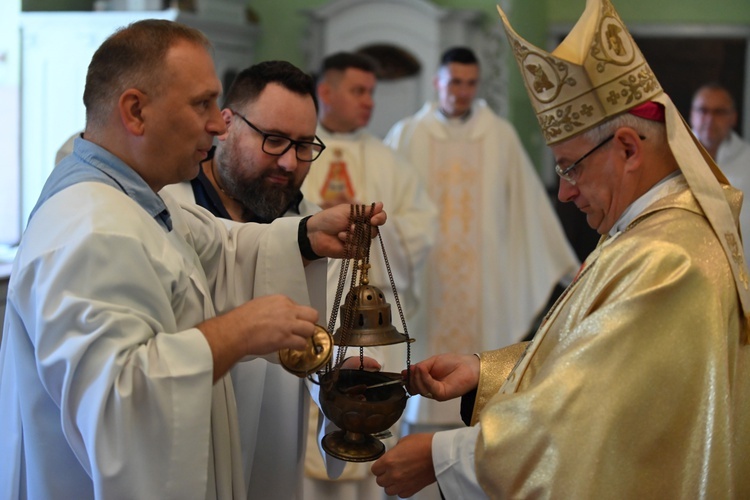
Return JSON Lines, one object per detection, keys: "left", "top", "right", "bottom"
{"left": 497, "top": 0, "right": 750, "bottom": 332}
{"left": 497, "top": 0, "right": 662, "bottom": 145}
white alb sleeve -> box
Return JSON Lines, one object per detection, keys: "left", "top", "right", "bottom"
{"left": 432, "top": 425, "right": 489, "bottom": 499}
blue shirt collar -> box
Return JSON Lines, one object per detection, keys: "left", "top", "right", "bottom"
{"left": 32, "top": 137, "right": 172, "bottom": 231}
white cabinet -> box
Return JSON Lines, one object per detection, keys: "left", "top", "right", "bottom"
{"left": 1, "top": 0, "right": 21, "bottom": 246}
{"left": 19, "top": 9, "right": 258, "bottom": 227}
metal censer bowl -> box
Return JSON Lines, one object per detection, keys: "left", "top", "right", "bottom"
{"left": 319, "top": 369, "right": 407, "bottom": 462}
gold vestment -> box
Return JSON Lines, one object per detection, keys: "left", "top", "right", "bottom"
{"left": 473, "top": 184, "right": 749, "bottom": 498}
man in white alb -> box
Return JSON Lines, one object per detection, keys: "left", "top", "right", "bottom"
{"left": 385, "top": 46, "right": 579, "bottom": 436}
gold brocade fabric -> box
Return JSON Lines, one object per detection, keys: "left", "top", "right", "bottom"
{"left": 472, "top": 343, "right": 530, "bottom": 426}
{"left": 474, "top": 185, "right": 750, "bottom": 498}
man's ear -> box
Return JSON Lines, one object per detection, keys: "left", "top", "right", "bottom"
{"left": 616, "top": 127, "right": 643, "bottom": 173}
{"left": 317, "top": 81, "right": 331, "bottom": 106}
{"left": 119, "top": 89, "right": 147, "bottom": 136}
{"left": 218, "top": 108, "right": 233, "bottom": 141}
{"left": 729, "top": 109, "right": 738, "bottom": 129}
{"left": 221, "top": 108, "right": 233, "bottom": 127}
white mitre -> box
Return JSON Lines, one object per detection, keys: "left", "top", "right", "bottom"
{"left": 497, "top": 0, "right": 750, "bottom": 333}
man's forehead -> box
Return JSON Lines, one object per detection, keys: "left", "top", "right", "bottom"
{"left": 552, "top": 134, "right": 589, "bottom": 159}
{"left": 441, "top": 62, "right": 479, "bottom": 79}
{"left": 342, "top": 67, "right": 376, "bottom": 84}
{"left": 246, "top": 85, "right": 317, "bottom": 135}
{"left": 165, "top": 39, "right": 210, "bottom": 65}
{"left": 165, "top": 41, "right": 221, "bottom": 90}
{"left": 253, "top": 84, "right": 314, "bottom": 111}
{"left": 695, "top": 89, "right": 734, "bottom": 108}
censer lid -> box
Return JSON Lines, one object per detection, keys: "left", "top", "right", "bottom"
{"left": 279, "top": 324, "right": 333, "bottom": 377}
{"left": 333, "top": 283, "right": 412, "bottom": 347}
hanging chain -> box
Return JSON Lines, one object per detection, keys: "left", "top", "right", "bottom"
{"left": 377, "top": 227, "right": 411, "bottom": 382}
{"left": 326, "top": 206, "right": 354, "bottom": 353}
{"left": 352, "top": 204, "right": 373, "bottom": 371}
{"left": 318, "top": 203, "right": 410, "bottom": 384}
{"left": 327, "top": 205, "right": 355, "bottom": 371}
{"left": 333, "top": 206, "right": 360, "bottom": 367}
{"left": 330, "top": 204, "right": 374, "bottom": 370}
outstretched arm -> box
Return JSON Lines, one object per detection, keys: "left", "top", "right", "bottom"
{"left": 198, "top": 295, "right": 319, "bottom": 381}
{"left": 405, "top": 353, "right": 480, "bottom": 401}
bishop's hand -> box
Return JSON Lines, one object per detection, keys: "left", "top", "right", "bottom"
{"left": 371, "top": 433, "right": 436, "bottom": 498}
{"left": 403, "top": 353, "right": 480, "bottom": 401}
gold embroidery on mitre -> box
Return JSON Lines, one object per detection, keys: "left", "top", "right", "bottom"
{"left": 591, "top": 3, "right": 636, "bottom": 71}
{"left": 497, "top": 0, "right": 663, "bottom": 145}
{"left": 725, "top": 232, "right": 750, "bottom": 289}
{"left": 512, "top": 40, "right": 575, "bottom": 104}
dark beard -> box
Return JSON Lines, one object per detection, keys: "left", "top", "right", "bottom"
{"left": 214, "top": 143, "right": 298, "bottom": 223}
{"left": 235, "top": 176, "right": 295, "bottom": 223}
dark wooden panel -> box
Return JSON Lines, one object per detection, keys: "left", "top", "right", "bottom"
{"left": 635, "top": 36, "right": 746, "bottom": 135}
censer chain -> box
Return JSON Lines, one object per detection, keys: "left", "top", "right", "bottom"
{"left": 333, "top": 203, "right": 373, "bottom": 369}
{"left": 376, "top": 224, "right": 411, "bottom": 381}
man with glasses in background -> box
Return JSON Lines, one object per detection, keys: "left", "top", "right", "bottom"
{"left": 162, "top": 60, "right": 340, "bottom": 500}
{"left": 690, "top": 82, "right": 750, "bottom": 263}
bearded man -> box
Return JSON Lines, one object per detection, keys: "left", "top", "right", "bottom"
{"left": 162, "top": 60, "right": 335, "bottom": 500}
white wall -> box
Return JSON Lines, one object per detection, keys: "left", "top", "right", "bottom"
{"left": 0, "top": 0, "right": 21, "bottom": 247}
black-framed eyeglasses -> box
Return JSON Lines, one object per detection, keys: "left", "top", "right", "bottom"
{"left": 555, "top": 133, "right": 647, "bottom": 185}
{"left": 554, "top": 134, "right": 615, "bottom": 185}
{"left": 691, "top": 106, "right": 734, "bottom": 117}
{"left": 230, "top": 109, "right": 326, "bottom": 162}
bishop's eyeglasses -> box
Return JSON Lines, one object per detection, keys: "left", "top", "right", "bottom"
{"left": 554, "top": 134, "right": 615, "bottom": 185}
{"left": 230, "top": 109, "right": 326, "bottom": 162}
{"left": 555, "top": 133, "right": 647, "bottom": 185}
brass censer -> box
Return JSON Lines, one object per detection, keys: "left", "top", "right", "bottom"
{"left": 279, "top": 204, "right": 413, "bottom": 462}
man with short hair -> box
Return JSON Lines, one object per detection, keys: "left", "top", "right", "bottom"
{"left": 0, "top": 20, "right": 385, "bottom": 499}
{"left": 690, "top": 82, "right": 750, "bottom": 262}
{"left": 690, "top": 83, "right": 748, "bottom": 162}
{"left": 385, "top": 46, "right": 579, "bottom": 435}
{"left": 175, "top": 61, "right": 324, "bottom": 224}
{"left": 162, "top": 60, "right": 338, "bottom": 500}
{"left": 371, "top": 0, "right": 750, "bottom": 497}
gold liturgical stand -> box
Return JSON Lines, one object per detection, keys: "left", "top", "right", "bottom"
{"left": 279, "top": 204, "right": 413, "bottom": 462}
